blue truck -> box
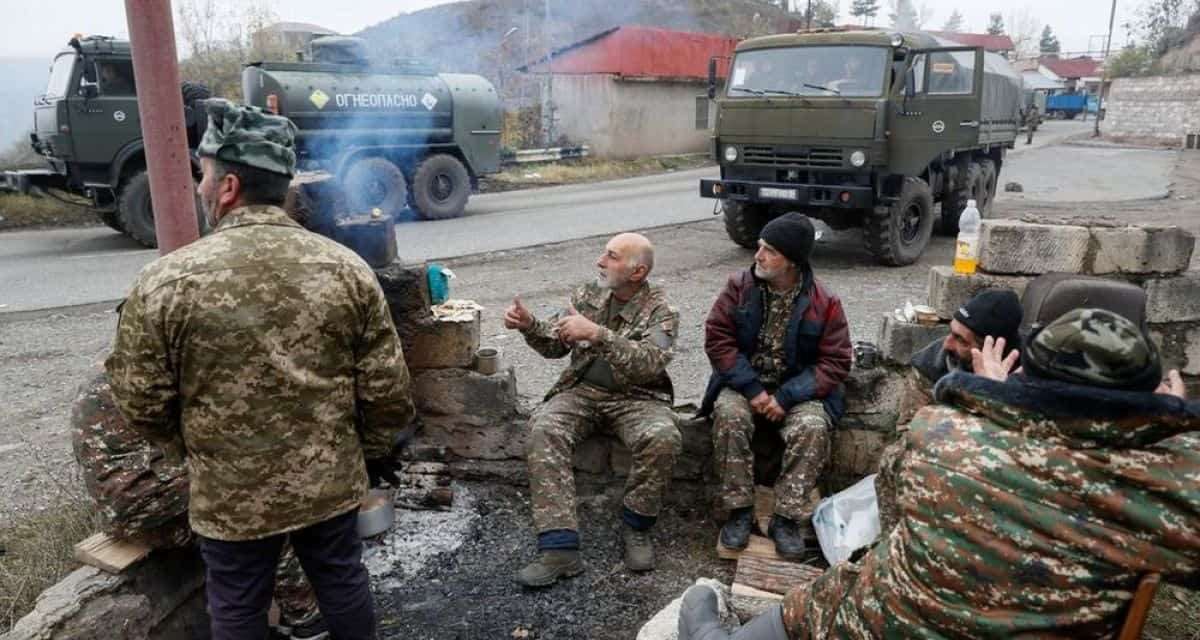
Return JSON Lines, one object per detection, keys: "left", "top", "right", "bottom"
{"left": 1045, "top": 92, "right": 1091, "bottom": 119}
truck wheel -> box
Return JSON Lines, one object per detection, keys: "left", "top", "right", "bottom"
{"left": 864, "top": 176, "right": 934, "bottom": 266}
{"left": 117, "top": 170, "right": 206, "bottom": 248}
{"left": 722, "top": 200, "right": 769, "bottom": 249}
{"left": 343, "top": 157, "right": 408, "bottom": 218}
{"left": 937, "top": 162, "right": 983, "bottom": 236}
{"left": 411, "top": 154, "right": 470, "bottom": 220}
{"left": 976, "top": 159, "right": 998, "bottom": 215}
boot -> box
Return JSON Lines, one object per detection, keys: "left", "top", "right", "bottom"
{"left": 289, "top": 612, "right": 330, "bottom": 640}
{"left": 768, "top": 515, "right": 806, "bottom": 560}
{"left": 622, "top": 524, "right": 655, "bottom": 572}
{"left": 514, "top": 549, "right": 584, "bottom": 587}
{"left": 677, "top": 584, "right": 788, "bottom": 640}
{"left": 720, "top": 507, "right": 754, "bottom": 551}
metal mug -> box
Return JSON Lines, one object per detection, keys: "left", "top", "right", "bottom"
{"left": 475, "top": 347, "right": 500, "bottom": 375}
{"left": 853, "top": 341, "right": 880, "bottom": 369}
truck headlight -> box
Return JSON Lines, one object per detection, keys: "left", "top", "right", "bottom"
{"left": 849, "top": 150, "right": 867, "bottom": 167}
{"left": 724, "top": 145, "right": 739, "bottom": 163}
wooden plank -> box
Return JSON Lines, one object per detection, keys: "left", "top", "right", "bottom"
{"left": 733, "top": 554, "right": 824, "bottom": 596}
{"left": 73, "top": 532, "right": 150, "bottom": 574}
{"left": 731, "top": 582, "right": 785, "bottom": 601}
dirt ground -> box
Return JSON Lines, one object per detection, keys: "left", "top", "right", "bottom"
{"left": 1, "top": 151, "right": 1198, "bottom": 636}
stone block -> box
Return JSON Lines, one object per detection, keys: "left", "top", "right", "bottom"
{"left": 405, "top": 309, "right": 481, "bottom": 370}
{"left": 1145, "top": 273, "right": 1200, "bottom": 323}
{"left": 978, "top": 220, "right": 1091, "bottom": 275}
{"left": 1089, "top": 226, "right": 1194, "bottom": 275}
{"left": 829, "top": 429, "right": 887, "bottom": 480}
{"left": 374, "top": 263, "right": 433, "bottom": 347}
{"left": 876, "top": 313, "right": 949, "bottom": 365}
{"left": 416, "top": 414, "right": 528, "bottom": 461}
{"left": 410, "top": 368, "right": 524, "bottom": 460}
{"left": 842, "top": 366, "right": 907, "bottom": 421}
{"left": 926, "top": 266, "right": 1032, "bottom": 320}
{"left": 1149, "top": 322, "right": 1200, "bottom": 376}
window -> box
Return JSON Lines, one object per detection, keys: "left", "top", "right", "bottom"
{"left": 45, "top": 54, "right": 78, "bottom": 98}
{"left": 96, "top": 60, "right": 137, "bottom": 96}
{"left": 927, "top": 50, "right": 974, "bottom": 95}
{"left": 727, "top": 46, "right": 889, "bottom": 98}
{"left": 909, "top": 53, "right": 926, "bottom": 94}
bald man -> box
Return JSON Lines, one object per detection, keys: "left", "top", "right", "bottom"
{"left": 505, "top": 233, "right": 682, "bottom": 587}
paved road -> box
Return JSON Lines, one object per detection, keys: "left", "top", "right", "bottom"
{"left": 0, "top": 121, "right": 1157, "bottom": 313}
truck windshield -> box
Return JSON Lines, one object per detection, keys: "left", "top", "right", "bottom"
{"left": 45, "top": 54, "right": 78, "bottom": 98}
{"left": 727, "top": 46, "right": 887, "bottom": 98}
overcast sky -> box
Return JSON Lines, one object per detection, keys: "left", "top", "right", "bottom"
{"left": 0, "top": 0, "right": 1139, "bottom": 59}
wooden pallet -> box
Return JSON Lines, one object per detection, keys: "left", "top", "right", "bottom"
{"left": 74, "top": 532, "right": 150, "bottom": 574}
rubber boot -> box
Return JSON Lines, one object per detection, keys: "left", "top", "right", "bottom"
{"left": 768, "top": 515, "right": 806, "bottom": 560}
{"left": 623, "top": 524, "right": 655, "bottom": 572}
{"left": 514, "top": 549, "right": 584, "bottom": 587}
{"left": 720, "top": 507, "right": 753, "bottom": 550}
{"left": 677, "top": 584, "right": 788, "bottom": 640}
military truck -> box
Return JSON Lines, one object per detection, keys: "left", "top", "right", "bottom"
{"left": 3, "top": 35, "right": 502, "bottom": 247}
{"left": 699, "top": 29, "right": 1022, "bottom": 265}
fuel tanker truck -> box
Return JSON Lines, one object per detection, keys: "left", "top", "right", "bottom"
{"left": 698, "top": 29, "right": 1022, "bottom": 265}
{"left": 3, "top": 35, "right": 501, "bottom": 247}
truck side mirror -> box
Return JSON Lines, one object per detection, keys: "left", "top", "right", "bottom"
{"left": 707, "top": 58, "right": 718, "bottom": 100}
{"left": 80, "top": 81, "right": 99, "bottom": 99}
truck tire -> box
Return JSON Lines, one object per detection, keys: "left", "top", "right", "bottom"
{"left": 864, "top": 176, "right": 934, "bottom": 266}
{"left": 411, "top": 154, "right": 470, "bottom": 220}
{"left": 937, "top": 162, "right": 983, "bottom": 236}
{"left": 976, "top": 158, "right": 997, "bottom": 216}
{"left": 116, "top": 170, "right": 206, "bottom": 248}
{"left": 343, "top": 157, "right": 408, "bottom": 218}
{"left": 722, "top": 200, "right": 769, "bottom": 249}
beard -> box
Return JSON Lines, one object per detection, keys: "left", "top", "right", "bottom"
{"left": 597, "top": 270, "right": 623, "bottom": 289}
{"left": 200, "top": 191, "right": 219, "bottom": 229}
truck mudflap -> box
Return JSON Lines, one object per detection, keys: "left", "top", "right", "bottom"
{"left": 699, "top": 178, "right": 874, "bottom": 209}
{"left": 1, "top": 169, "right": 64, "bottom": 195}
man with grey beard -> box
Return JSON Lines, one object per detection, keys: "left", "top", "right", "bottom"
{"left": 504, "top": 232, "right": 682, "bottom": 587}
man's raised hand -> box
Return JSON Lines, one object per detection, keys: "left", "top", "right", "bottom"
{"left": 503, "top": 296, "right": 534, "bottom": 331}
{"left": 971, "top": 336, "right": 1019, "bottom": 383}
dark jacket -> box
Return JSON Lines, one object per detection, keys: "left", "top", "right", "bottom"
{"left": 699, "top": 266, "right": 852, "bottom": 420}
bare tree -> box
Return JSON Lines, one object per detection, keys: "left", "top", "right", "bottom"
{"left": 1005, "top": 4, "right": 1041, "bottom": 58}
{"left": 941, "top": 9, "right": 964, "bottom": 33}
{"left": 176, "top": 0, "right": 293, "bottom": 97}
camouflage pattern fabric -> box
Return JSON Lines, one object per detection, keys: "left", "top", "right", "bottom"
{"left": 275, "top": 544, "right": 320, "bottom": 625}
{"left": 711, "top": 389, "right": 830, "bottom": 521}
{"left": 1025, "top": 308, "right": 1162, "bottom": 391}
{"left": 749, "top": 284, "right": 797, "bottom": 389}
{"left": 198, "top": 98, "right": 297, "bottom": 176}
{"left": 780, "top": 370, "right": 1200, "bottom": 639}
{"left": 527, "top": 384, "right": 681, "bottom": 533}
{"left": 106, "top": 204, "right": 415, "bottom": 541}
{"left": 520, "top": 281, "right": 679, "bottom": 403}
{"left": 875, "top": 367, "right": 934, "bottom": 535}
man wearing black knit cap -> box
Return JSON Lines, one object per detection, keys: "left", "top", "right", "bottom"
{"left": 876, "top": 287, "right": 1022, "bottom": 534}
{"left": 700, "top": 213, "right": 852, "bottom": 559}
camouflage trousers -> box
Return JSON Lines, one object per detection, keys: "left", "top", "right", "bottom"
{"left": 780, "top": 557, "right": 862, "bottom": 639}
{"left": 711, "top": 389, "right": 831, "bottom": 521}
{"left": 275, "top": 542, "right": 320, "bottom": 625}
{"left": 527, "top": 384, "right": 681, "bottom": 533}
{"left": 874, "top": 433, "right": 907, "bottom": 537}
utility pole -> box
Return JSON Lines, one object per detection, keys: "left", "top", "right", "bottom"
{"left": 1094, "top": 0, "right": 1117, "bottom": 138}
{"left": 807, "top": 0, "right": 813, "bottom": 29}
{"left": 543, "top": 0, "right": 555, "bottom": 146}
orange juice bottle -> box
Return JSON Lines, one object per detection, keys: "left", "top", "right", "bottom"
{"left": 954, "top": 199, "right": 981, "bottom": 274}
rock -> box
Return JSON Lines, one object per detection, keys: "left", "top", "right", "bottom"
{"left": 406, "top": 309, "right": 481, "bottom": 370}
{"left": 4, "top": 567, "right": 127, "bottom": 640}
{"left": 842, "top": 367, "right": 906, "bottom": 421}
{"left": 636, "top": 578, "right": 738, "bottom": 640}
{"left": 978, "top": 220, "right": 1091, "bottom": 275}
{"left": 1149, "top": 322, "right": 1200, "bottom": 376}
{"left": 373, "top": 262, "right": 434, "bottom": 348}
{"left": 1089, "top": 226, "right": 1194, "bottom": 275}
{"left": 875, "top": 313, "right": 949, "bottom": 365}
{"left": 1003, "top": 182, "right": 1023, "bottom": 192}
{"left": 410, "top": 368, "right": 524, "bottom": 461}
{"left": 926, "top": 266, "right": 1032, "bottom": 320}
{"left": 1144, "top": 273, "right": 1200, "bottom": 323}
{"left": 828, "top": 429, "right": 887, "bottom": 492}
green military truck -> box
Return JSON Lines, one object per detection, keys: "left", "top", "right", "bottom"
{"left": 699, "top": 29, "right": 1022, "bottom": 265}
{"left": 3, "top": 35, "right": 502, "bottom": 247}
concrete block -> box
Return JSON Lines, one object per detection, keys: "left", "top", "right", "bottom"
{"left": 405, "top": 309, "right": 481, "bottom": 370}
{"left": 410, "top": 368, "right": 524, "bottom": 461}
{"left": 1089, "top": 226, "right": 1195, "bottom": 275}
{"left": 978, "top": 220, "right": 1091, "bottom": 275}
{"left": 1149, "top": 322, "right": 1200, "bottom": 376}
{"left": 926, "top": 266, "right": 1032, "bottom": 320}
{"left": 1145, "top": 273, "right": 1200, "bottom": 323}
{"left": 876, "top": 313, "right": 950, "bottom": 365}
{"left": 842, "top": 367, "right": 907, "bottom": 420}
{"left": 374, "top": 263, "right": 433, "bottom": 346}
{"left": 826, "top": 429, "right": 887, "bottom": 494}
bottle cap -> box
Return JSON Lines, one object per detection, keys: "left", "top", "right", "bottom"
{"left": 966, "top": 199, "right": 977, "bottom": 208}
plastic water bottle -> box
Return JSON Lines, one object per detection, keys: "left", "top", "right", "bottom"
{"left": 954, "top": 199, "right": 981, "bottom": 274}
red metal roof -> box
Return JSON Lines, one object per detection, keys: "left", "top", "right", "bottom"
{"left": 929, "top": 31, "right": 1015, "bottom": 52}
{"left": 1040, "top": 56, "right": 1102, "bottom": 79}
{"left": 519, "top": 26, "right": 740, "bottom": 79}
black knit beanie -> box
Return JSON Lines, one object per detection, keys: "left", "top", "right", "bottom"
{"left": 954, "top": 289, "right": 1022, "bottom": 356}
{"left": 759, "top": 213, "right": 815, "bottom": 267}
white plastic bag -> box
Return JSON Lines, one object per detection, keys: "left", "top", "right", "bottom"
{"left": 811, "top": 473, "right": 881, "bottom": 565}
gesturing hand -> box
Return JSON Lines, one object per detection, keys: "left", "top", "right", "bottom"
{"left": 555, "top": 306, "right": 602, "bottom": 345}
{"left": 749, "top": 391, "right": 772, "bottom": 415}
{"left": 503, "top": 296, "right": 534, "bottom": 331}
{"left": 971, "top": 336, "right": 1020, "bottom": 383}
{"left": 763, "top": 397, "right": 786, "bottom": 422}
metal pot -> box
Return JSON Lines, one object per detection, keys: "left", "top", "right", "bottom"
{"left": 356, "top": 488, "right": 395, "bottom": 538}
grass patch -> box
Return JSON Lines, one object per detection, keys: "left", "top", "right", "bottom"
{"left": 1145, "top": 583, "right": 1200, "bottom": 640}
{"left": 0, "top": 192, "right": 98, "bottom": 230}
{"left": 481, "top": 154, "right": 713, "bottom": 193}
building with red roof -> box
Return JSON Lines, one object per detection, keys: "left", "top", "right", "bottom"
{"left": 1037, "top": 56, "right": 1104, "bottom": 94}
{"left": 518, "top": 26, "right": 739, "bottom": 158}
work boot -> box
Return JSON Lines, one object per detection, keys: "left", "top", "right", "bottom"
{"left": 677, "top": 584, "right": 788, "bottom": 640}
{"left": 289, "top": 612, "right": 330, "bottom": 640}
{"left": 768, "top": 515, "right": 806, "bottom": 560}
{"left": 719, "top": 507, "right": 754, "bottom": 551}
{"left": 514, "top": 549, "right": 584, "bottom": 587}
{"left": 622, "top": 524, "right": 655, "bottom": 572}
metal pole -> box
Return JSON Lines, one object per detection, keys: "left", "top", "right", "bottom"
{"left": 1094, "top": 0, "right": 1117, "bottom": 138}
{"left": 544, "top": 0, "right": 554, "bottom": 146}
{"left": 124, "top": 0, "right": 199, "bottom": 254}
{"left": 807, "top": 0, "right": 813, "bottom": 29}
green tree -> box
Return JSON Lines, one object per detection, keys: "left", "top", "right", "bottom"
{"left": 176, "top": 0, "right": 294, "bottom": 98}
{"left": 941, "top": 9, "right": 965, "bottom": 32}
{"left": 1138, "top": 0, "right": 1200, "bottom": 55}
{"left": 888, "top": 0, "right": 920, "bottom": 30}
{"left": 850, "top": 0, "right": 881, "bottom": 25}
{"left": 1039, "top": 25, "right": 1061, "bottom": 54}
{"left": 986, "top": 13, "right": 1005, "bottom": 35}
{"left": 1105, "top": 44, "right": 1156, "bottom": 77}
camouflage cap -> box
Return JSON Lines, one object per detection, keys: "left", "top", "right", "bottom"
{"left": 198, "top": 98, "right": 296, "bottom": 177}
{"left": 1023, "top": 308, "right": 1162, "bottom": 391}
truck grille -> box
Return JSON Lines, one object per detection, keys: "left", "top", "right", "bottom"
{"left": 742, "top": 145, "right": 843, "bottom": 168}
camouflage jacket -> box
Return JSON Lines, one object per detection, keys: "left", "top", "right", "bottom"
{"left": 521, "top": 281, "right": 678, "bottom": 402}
{"left": 895, "top": 339, "right": 959, "bottom": 426}
{"left": 105, "top": 205, "right": 415, "bottom": 541}
{"left": 784, "top": 370, "right": 1200, "bottom": 638}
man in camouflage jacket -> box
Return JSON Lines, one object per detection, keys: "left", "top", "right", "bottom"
{"left": 680, "top": 308, "right": 1200, "bottom": 640}
{"left": 106, "top": 99, "right": 414, "bottom": 640}
{"left": 701, "top": 213, "right": 851, "bottom": 560}
{"left": 504, "top": 232, "right": 681, "bottom": 587}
